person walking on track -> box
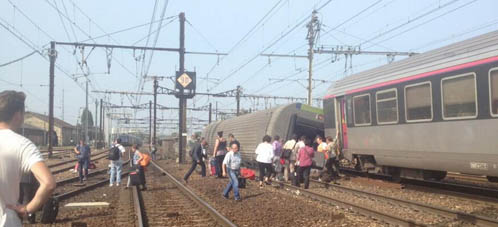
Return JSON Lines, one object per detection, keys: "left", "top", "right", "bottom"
{"left": 296, "top": 138, "right": 314, "bottom": 189}
{"left": 255, "top": 135, "right": 274, "bottom": 188}
{"left": 0, "top": 91, "right": 56, "bottom": 226}
{"left": 74, "top": 139, "right": 91, "bottom": 183}
{"left": 282, "top": 134, "right": 298, "bottom": 182}
{"left": 131, "top": 144, "right": 147, "bottom": 190}
{"left": 222, "top": 143, "right": 242, "bottom": 201}
{"left": 184, "top": 138, "right": 208, "bottom": 183}
{"left": 212, "top": 131, "right": 227, "bottom": 178}
{"left": 109, "top": 138, "right": 126, "bottom": 187}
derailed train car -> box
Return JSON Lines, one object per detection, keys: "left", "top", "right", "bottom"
{"left": 203, "top": 103, "right": 324, "bottom": 165}
{"left": 323, "top": 30, "right": 498, "bottom": 182}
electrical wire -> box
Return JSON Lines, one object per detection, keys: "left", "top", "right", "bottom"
{"left": 0, "top": 51, "right": 37, "bottom": 67}
{"left": 367, "top": 0, "right": 478, "bottom": 49}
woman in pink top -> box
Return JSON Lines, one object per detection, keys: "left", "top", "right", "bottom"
{"left": 296, "top": 137, "right": 314, "bottom": 189}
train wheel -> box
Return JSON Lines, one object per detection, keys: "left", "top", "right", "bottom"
{"left": 487, "top": 176, "right": 498, "bottom": 182}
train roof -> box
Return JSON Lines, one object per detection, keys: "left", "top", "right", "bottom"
{"left": 325, "top": 30, "right": 498, "bottom": 98}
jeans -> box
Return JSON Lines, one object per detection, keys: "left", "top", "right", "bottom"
{"left": 296, "top": 165, "right": 311, "bottom": 189}
{"left": 215, "top": 155, "right": 225, "bottom": 177}
{"left": 151, "top": 152, "right": 157, "bottom": 161}
{"left": 110, "top": 160, "right": 122, "bottom": 185}
{"left": 223, "top": 168, "right": 240, "bottom": 200}
{"left": 78, "top": 157, "right": 89, "bottom": 182}
{"left": 184, "top": 159, "right": 206, "bottom": 181}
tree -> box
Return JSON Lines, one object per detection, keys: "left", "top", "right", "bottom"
{"left": 80, "top": 108, "right": 94, "bottom": 127}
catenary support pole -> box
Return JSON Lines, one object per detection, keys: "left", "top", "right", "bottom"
{"left": 153, "top": 79, "right": 158, "bottom": 145}
{"left": 149, "top": 100, "right": 152, "bottom": 145}
{"left": 48, "top": 41, "right": 56, "bottom": 158}
{"left": 178, "top": 12, "right": 186, "bottom": 164}
{"left": 236, "top": 85, "right": 241, "bottom": 116}
{"left": 209, "top": 103, "right": 212, "bottom": 124}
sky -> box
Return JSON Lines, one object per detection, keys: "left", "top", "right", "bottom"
{"left": 1, "top": 0, "right": 498, "bottom": 136}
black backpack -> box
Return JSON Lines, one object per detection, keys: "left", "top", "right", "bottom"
{"left": 108, "top": 146, "right": 121, "bottom": 160}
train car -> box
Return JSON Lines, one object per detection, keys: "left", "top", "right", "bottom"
{"left": 116, "top": 134, "right": 143, "bottom": 147}
{"left": 323, "top": 30, "right": 498, "bottom": 182}
{"left": 202, "top": 103, "right": 324, "bottom": 165}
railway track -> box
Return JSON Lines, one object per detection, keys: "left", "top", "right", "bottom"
{"left": 340, "top": 168, "right": 498, "bottom": 200}
{"left": 47, "top": 150, "right": 108, "bottom": 169}
{"left": 132, "top": 161, "right": 236, "bottom": 227}
{"left": 54, "top": 160, "right": 130, "bottom": 201}
{"left": 272, "top": 179, "right": 498, "bottom": 226}
{"left": 49, "top": 151, "right": 109, "bottom": 175}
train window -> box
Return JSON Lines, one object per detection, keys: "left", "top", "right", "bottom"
{"left": 405, "top": 82, "right": 433, "bottom": 122}
{"left": 376, "top": 88, "right": 398, "bottom": 124}
{"left": 490, "top": 68, "right": 498, "bottom": 117}
{"left": 441, "top": 73, "right": 477, "bottom": 120}
{"left": 353, "top": 94, "right": 371, "bottom": 126}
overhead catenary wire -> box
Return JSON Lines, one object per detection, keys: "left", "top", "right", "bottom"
{"left": 209, "top": 0, "right": 335, "bottom": 93}
{"left": 366, "top": 0, "right": 478, "bottom": 49}
{"left": 0, "top": 51, "right": 37, "bottom": 67}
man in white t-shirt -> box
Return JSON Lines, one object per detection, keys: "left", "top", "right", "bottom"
{"left": 0, "top": 91, "right": 56, "bottom": 226}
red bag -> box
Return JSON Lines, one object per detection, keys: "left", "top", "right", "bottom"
{"left": 240, "top": 168, "right": 255, "bottom": 180}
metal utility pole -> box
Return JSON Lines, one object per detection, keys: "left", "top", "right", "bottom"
{"left": 85, "top": 78, "right": 89, "bottom": 143}
{"left": 306, "top": 10, "right": 319, "bottom": 106}
{"left": 236, "top": 85, "right": 241, "bottom": 116}
{"left": 48, "top": 41, "right": 56, "bottom": 158}
{"left": 215, "top": 102, "right": 218, "bottom": 121}
{"left": 95, "top": 100, "right": 98, "bottom": 144}
{"left": 178, "top": 12, "right": 186, "bottom": 164}
{"left": 100, "top": 99, "right": 103, "bottom": 140}
{"left": 61, "top": 88, "right": 64, "bottom": 120}
{"left": 153, "top": 80, "right": 158, "bottom": 145}
{"left": 149, "top": 100, "right": 152, "bottom": 145}
{"left": 209, "top": 103, "right": 212, "bottom": 123}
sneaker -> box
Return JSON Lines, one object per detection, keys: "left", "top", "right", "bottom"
{"left": 222, "top": 194, "right": 229, "bottom": 199}
{"left": 109, "top": 184, "right": 113, "bottom": 187}
{"left": 235, "top": 198, "right": 242, "bottom": 202}
{"left": 83, "top": 177, "right": 87, "bottom": 181}
{"left": 116, "top": 183, "right": 120, "bottom": 186}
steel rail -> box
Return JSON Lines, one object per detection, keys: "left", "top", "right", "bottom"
{"left": 47, "top": 150, "right": 108, "bottom": 168}
{"left": 340, "top": 168, "right": 498, "bottom": 199}
{"left": 132, "top": 186, "right": 145, "bottom": 227}
{"left": 310, "top": 179, "right": 498, "bottom": 227}
{"left": 56, "top": 168, "right": 108, "bottom": 186}
{"left": 273, "top": 181, "right": 424, "bottom": 227}
{"left": 54, "top": 171, "right": 130, "bottom": 201}
{"left": 50, "top": 153, "right": 109, "bottom": 174}
{"left": 151, "top": 161, "right": 237, "bottom": 227}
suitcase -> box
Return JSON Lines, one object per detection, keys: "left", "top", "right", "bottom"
{"left": 129, "top": 171, "right": 141, "bottom": 186}
{"left": 238, "top": 177, "right": 246, "bottom": 188}
{"left": 210, "top": 158, "right": 217, "bottom": 176}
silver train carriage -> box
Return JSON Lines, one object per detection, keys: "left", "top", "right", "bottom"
{"left": 323, "top": 30, "right": 498, "bottom": 182}
{"left": 202, "top": 103, "right": 324, "bottom": 165}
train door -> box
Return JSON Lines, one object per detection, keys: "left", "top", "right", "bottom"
{"left": 335, "top": 97, "right": 348, "bottom": 150}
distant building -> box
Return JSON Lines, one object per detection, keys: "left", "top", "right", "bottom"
{"left": 24, "top": 112, "right": 77, "bottom": 146}
{"left": 15, "top": 123, "right": 45, "bottom": 146}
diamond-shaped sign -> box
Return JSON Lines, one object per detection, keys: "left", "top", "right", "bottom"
{"left": 177, "top": 73, "right": 192, "bottom": 88}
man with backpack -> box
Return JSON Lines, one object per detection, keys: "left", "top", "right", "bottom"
{"left": 184, "top": 138, "right": 207, "bottom": 183}
{"left": 109, "top": 138, "right": 126, "bottom": 187}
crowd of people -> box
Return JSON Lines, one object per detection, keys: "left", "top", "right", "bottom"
{"left": 182, "top": 130, "right": 341, "bottom": 202}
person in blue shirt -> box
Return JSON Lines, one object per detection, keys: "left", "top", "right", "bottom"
{"left": 222, "top": 143, "right": 242, "bottom": 201}
{"left": 74, "top": 139, "right": 91, "bottom": 183}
